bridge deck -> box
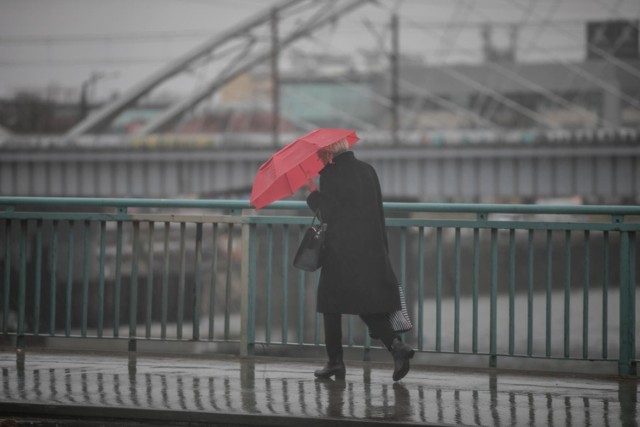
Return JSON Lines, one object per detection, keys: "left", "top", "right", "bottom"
{"left": 0, "top": 349, "right": 637, "bottom": 426}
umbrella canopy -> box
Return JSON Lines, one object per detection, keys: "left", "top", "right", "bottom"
{"left": 250, "top": 128, "right": 359, "bottom": 209}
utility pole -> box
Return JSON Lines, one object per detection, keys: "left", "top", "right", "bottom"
{"left": 390, "top": 13, "right": 399, "bottom": 146}
{"left": 271, "top": 7, "right": 280, "bottom": 148}
{"left": 79, "top": 72, "right": 104, "bottom": 121}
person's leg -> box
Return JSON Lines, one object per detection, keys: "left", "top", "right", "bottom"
{"left": 315, "top": 313, "right": 345, "bottom": 379}
{"left": 359, "top": 313, "right": 396, "bottom": 349}
{"left": 323, "top": 312, "right": 343, "bottom": 363}
{"left": 360, "top": 313, "right": 414, "bottom": 382}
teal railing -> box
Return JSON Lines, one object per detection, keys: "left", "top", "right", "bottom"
{"left": 0, "top": 197, "right": 637, "bottom": 375}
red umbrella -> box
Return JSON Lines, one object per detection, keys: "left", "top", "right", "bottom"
{"left": 250, "top": 128, "right": 359, "bottom": 209}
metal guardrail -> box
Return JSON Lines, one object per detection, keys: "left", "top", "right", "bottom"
{"left": 0, "top": 197, "right": 637, "bottom": 375}
{"left": 3, "top": 143, "right": 640, "bottom": 203}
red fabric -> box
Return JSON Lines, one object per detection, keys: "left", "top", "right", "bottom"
{"left": 250, "top": 128, "right": 359, "bottom": 209}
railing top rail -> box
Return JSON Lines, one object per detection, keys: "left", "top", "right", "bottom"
{"left": 1, "top": 197, "right": 640, "bottom": 216}
{"left": 0, "top": 196, "right": 253, "bottom": 210}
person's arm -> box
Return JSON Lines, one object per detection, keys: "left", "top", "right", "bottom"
{"left": 306, "top": 190, "right": 338, "bottom": 222}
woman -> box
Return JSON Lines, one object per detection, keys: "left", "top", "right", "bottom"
{"left": 305, "top": 138, "right": 414, "bottom": 382}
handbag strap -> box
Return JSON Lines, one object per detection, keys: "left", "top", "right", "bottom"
{"left": 311, "top": 209, "right": 323, "bottom": 225}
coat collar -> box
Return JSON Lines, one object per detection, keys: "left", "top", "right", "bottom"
{"left": 320, "top": 150, "right": 354, "bottom": 174}
{"left": 332, "top": 150, "right": 354, "bottom": 164}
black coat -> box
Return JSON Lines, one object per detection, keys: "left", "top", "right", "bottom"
{"left": 306, "top": 151, "right": 400, "bottom": 315}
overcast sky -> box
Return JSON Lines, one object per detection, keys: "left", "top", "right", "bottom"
{"left": 0, "top": 0, "right": 638, "bottom": 101}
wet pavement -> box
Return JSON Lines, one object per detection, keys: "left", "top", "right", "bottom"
{"left": 0, "top": 350, "right": 638, "bottom": 426}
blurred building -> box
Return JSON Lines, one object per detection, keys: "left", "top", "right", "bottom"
{"left": 216, "top": 19, "right": 640, "bottom": 136}
{"left": 387, "top": 59, "right": 639, "bottom": 131}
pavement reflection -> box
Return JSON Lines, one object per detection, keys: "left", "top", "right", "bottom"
{"left": 0, "top": 351, "right": 637, "bottom": 426}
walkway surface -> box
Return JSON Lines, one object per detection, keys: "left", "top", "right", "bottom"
{"left": 0, "top": 349, "right": 638, "bottom": 426}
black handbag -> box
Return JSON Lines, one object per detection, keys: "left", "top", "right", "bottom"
{"left": 293, "top": 211, "right": 326, "bottom": 272}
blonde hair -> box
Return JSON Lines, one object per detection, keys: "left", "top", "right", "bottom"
{"left": 327, "top": 138, "right": 349, "bottom": 154}
{"left": 319, "top": 138, "right": 349, "bottom": 163}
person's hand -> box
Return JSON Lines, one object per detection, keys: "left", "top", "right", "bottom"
{"left": 306, "top": 178, "right": 317, "bottom": 192}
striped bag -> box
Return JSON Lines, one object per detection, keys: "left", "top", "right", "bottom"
{"left": 389, "top": 284, "right": 413, "bottom": 334}
{"left": 370, "top": 284, "right": 413, "bottom": 338}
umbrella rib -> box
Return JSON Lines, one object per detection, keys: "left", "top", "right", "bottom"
{"left": 289, "top": 163, "right": 307, "bottom": 194}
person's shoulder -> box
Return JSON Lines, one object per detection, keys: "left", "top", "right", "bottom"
{"left": 355, "top": 158, "right": 377, "bottom": 173}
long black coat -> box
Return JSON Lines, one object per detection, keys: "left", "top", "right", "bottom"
{"left": 306, "top": 151, "right": 401, "bottom": 315}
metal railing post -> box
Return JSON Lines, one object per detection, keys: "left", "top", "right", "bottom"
{"left": 489, "top": 227, "right": 498, "bottom": 369}
{"left": 618, "top": 229, "right": 637, "bottom": 376}
{"left": 17, "top": 220, "right": 27, "bottom": 370}
{"left": 240, "top": 212, "right": 256, "bottom": 357}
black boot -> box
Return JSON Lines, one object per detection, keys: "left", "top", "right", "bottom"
{"left": 314, "top": 360, "right": 346, "bottom": 380}
{"left": 391, "top": 338, "right": 414, "bottom": 382}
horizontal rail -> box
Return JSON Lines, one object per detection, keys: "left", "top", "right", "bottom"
{"left": 3, "top": 197, "right": 640, "bottom": 216}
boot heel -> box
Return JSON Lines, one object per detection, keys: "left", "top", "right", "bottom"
{"left": 314, "top": 362, "right": 346, "bottom": 379}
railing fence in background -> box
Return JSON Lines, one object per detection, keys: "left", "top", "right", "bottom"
{"left": 0, "top": 198, "right": 638, "bottom": 375}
